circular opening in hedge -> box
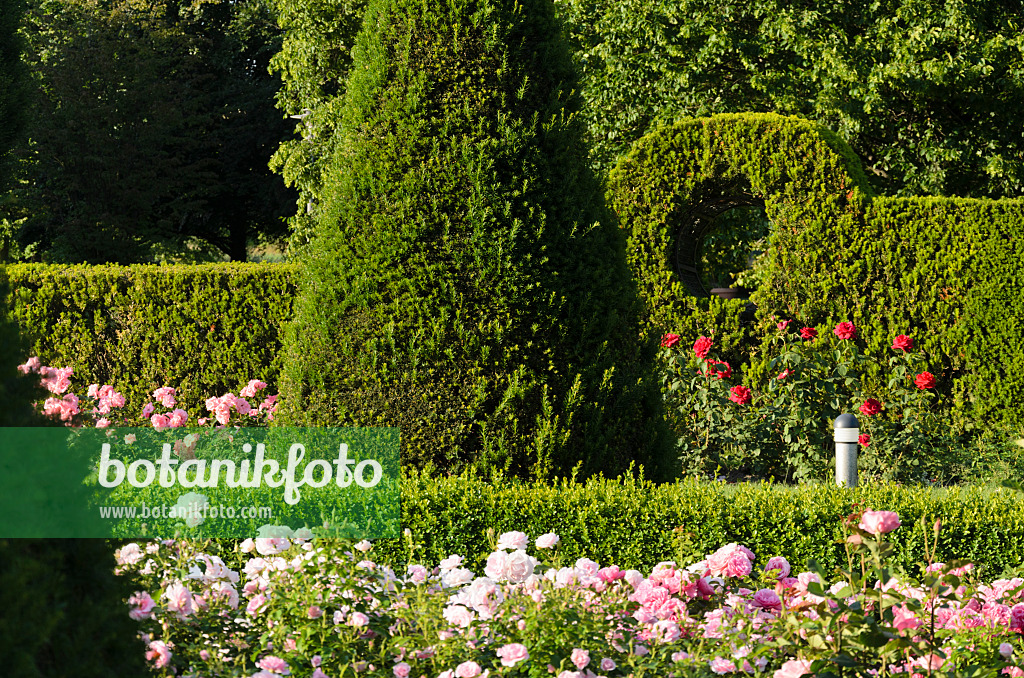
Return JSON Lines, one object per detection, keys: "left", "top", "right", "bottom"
{"left": 699, "top": 204, "right": 770, "bottom": 293}
{"left": 671, "top": 178, "right": 766, "bottom": 298}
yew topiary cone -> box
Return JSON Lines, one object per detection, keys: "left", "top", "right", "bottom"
{"left": 277, "top": 0, "right": 674, "bottom": 481}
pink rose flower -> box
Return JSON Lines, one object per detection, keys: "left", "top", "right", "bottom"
{"left": 859, "top": 510, "right": 901, "bottom": 535}
{"left": 455, "top": 662, "right": 481, "bottom": 678}
{"left": 833, "top": 322, "right": 856, "bottom": 340}
{"left": 496, "top": 531, "right": 529, "bottom": 550}
{"left": 146, "top": 640, "right": 172, "bottom": 668}
{"left": 752, "top": 588, "right": 782, "bottom": 612}
{"left": 241, "top": 379, "right": 268, "bottom": 398}
{"left": 307, "top": 605, "right": 323, "bottom": 619}
{"left": 393, "top": 662, "right": 411, "bottom": 678}
{"left": 496, "top": 643, "right": 529, "bottom": 667}
{"left": 256, "top": 655, "right": 291, "bottom": 674}
{"left": 349, "top": 611, "right": 370, "bottom": 627}
{"left": 774, "top": 659, "right": 812, "bottom": 678}
{"left": 484, "top": 550, "right": 508, "bottom": 580}
{"left": 693, "top": 336, "right": 713, "bottom": 359}
{"left": 151, "top": 413, "right": 170, "bottom": 429}
{"left": 164, "top": 582, "right": 195, "bottom": 617}
{"left": 17, "top": 356, "right": 41, "bottom": 374}
{"left": 128, "top": 591, "right": 156, "bottom": 620}
{"left": 661, "top": 333, "right": 681, "bottom": 348}
{"left": 535, "top": 533, "right": 559, "bottom": 549}
{"left": 571, "top": 649, "right": 590, "bottom": 669}
{"left": 246, "top": 593, "right": 268, "bottom": 616}
{"left": 709, "top": 658, "right": 736, "bottom": 674}
{"left": 168, "top": 409, "right": 188, "bottom": 428}
{"left": 764, "top": 556, "right": 790, "bottom": 579}
{"left": 443, "top": 604, "right": 474, "bottom": 628}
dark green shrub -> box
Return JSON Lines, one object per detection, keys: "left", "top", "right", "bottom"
{"left": 7, "top": 263, "right": 296, "bottom": 417}
{"left": 277, "top": 0, "right": 674, "bottom": 481}
{"left": 0, "top": 539, "right": 148, "bottom": 677}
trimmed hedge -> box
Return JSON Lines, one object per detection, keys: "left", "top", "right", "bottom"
{"left": 5, "top": 263, "right": 297, "bottom": 418}
{"left": 608, "top": 112, "right": 1024, "bottom": 427}
{"left": 377, "top": 471, "right": 1024, "bottom": 579}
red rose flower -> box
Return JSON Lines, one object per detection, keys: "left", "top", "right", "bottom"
{"left": 914, "top": 371, "right": 936, "bottom": 389}
{"left": 693, "top": 336, "right": 713, "bottom": 359}
{"left": 777, "top": 369, "right": 793, "bottom": 380}
{"left": 661, "top": 333, "right": 681, "bottom": 349}
{"left": 729, "top": 385, "right": 752, "bottom": 405}
{"left": 705, "top": 359, "right": 732, "bottom": 380}
{"left": 858, "top": 433, "right": 871, "bottom": 447}
{"left": 799, "top": 327, "right": 818, "bottom": 341}
{"left": 833, "top": 322, "right": 857, "bottom": 340}
{"left": 859, "top": 398, "right": 882, "bottom": 417}
{"left": 892, "top": 334, "right": 913, "bottom": 352}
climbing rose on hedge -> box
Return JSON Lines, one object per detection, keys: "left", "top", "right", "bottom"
{"left": 693, "top": 336, "right": 713, "bottom": 358}
{"left": 729, "top": 385, "right": 752, "bottom": 405}
{"left": 661, "top": 333, "right": 680, "bottom": 348}
{"left": 859, "top": 399, "right": 882, "bottom": 416}
{"left": 833, "top": 322, "right": 857, "bottom": 340}
{"left": 892, "top": 335, "right": 914, "bottom": 352}
{"left": 914, "top": 372, "right": 937, "bottom": 389}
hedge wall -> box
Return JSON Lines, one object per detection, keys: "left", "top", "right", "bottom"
{"left": 5, "top": 263, "right": 296, "bottom": 418}
{"left": 376, "top": 471, "right": 1024, "bottom": 580}
{"left": 608, "top": 112, "right": 1024, "bottom": 427}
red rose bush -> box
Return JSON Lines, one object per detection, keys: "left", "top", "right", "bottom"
{"left": 658, "top": 322, "right": 971, "bottom": 483}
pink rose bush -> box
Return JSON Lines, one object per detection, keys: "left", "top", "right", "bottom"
{"left": 115, "top": 519, "right": 1024, "bottom": 678}
{"left": 18, "top": 358, "right": 278, "bottom": 430}
{"left": 659, "top": 322, "right": 965, "bottom": 483}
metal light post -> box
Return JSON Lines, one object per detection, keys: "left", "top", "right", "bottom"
{"left": 834, "top": 413, "right": 859, "bottom": 487}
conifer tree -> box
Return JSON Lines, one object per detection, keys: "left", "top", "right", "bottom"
{"left": 278, "top": 0, "right": 674, "bottom": 480}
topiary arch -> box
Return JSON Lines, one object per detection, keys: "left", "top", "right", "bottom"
{"left": 608, "top": 112, "right": 1024, "bottom": 428}
{"left": 607, "top": 112, "right": 873, "bottom": 330}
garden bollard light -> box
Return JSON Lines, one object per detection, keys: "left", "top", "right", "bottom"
{"left": 834, "top": 413, "right": 859, "bottom": 488}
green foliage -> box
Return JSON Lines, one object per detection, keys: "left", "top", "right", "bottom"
{"left": 0, "top": 539, "right": 148, "bottom": 677}
{"left": 0, "top": 0, "right": 27, "bottom": 196}
{"left": 378, "top": 471, "right": 1024, "bottom": 579}
{"left": 0, "top": 265, "right": 46, "bottom": 423}
{"left": 268, "top": 0, "right": 367, "bottom": 251}
{"left": 4, "top": 0, "right": 294, "bottom": 263}
{"left": 609, "top": 112, "right": 1024, "bottom": 431}
{"left": 6, "top": 262, "right": 296, "bottom": 417}
{"left": 558, "top": 0, "right": 1024, "bottom": 199}
{"left": 277, "top": 0, "right": 674, "bottom": 481}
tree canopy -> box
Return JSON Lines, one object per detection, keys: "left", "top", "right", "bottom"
{"left": 3, "top": 0, "right": 295, "bottom": 263}
{"left": 560, "top": 0, "right": 1024, "bottom": 198}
